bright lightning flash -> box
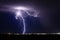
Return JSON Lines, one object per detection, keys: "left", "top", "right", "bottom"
{"left": 0, "top": 5, "right": 39, "bottom": 34}
{"left": 11, "top": 6, "right": 38, "bottom": 34}
{"left": 14, "top": 7, "right": 28, "bottom": 34}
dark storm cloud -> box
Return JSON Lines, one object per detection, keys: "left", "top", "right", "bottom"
{"left": 39, "top": 0, "right": 60, "bottom": 32}
{"left": 0, "top": 0, "right": 60, "bottom": 33}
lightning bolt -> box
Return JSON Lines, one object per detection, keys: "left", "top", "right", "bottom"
{"left": 15, "top": 10, "right": 26, "bottom": 34}
{"left": 13, "top": 6, "right": 38, "bottom": 34}
{"left": 0, "top": 6, "right": 39, "bottom": 34}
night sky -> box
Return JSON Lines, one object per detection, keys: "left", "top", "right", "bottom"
{"left": 0, "top": 0, "right": 60, "bottom": 33}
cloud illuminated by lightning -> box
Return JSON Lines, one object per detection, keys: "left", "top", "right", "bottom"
{"left": 12, "top": 6, "right": 39, "bottom": 34}
{"left": 0, "top": 5, "right": 39, "bottom": 34}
